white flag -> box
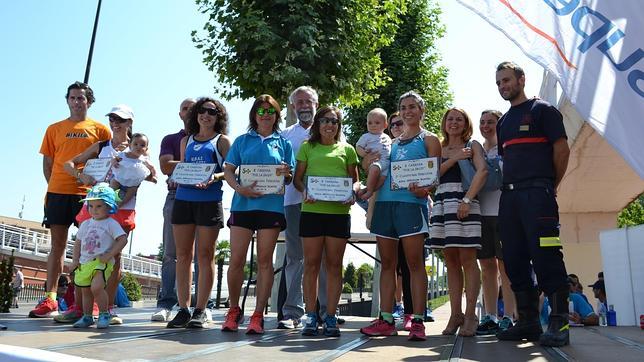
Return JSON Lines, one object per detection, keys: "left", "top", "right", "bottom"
{"left": 457, "top": 0, "right": 644, "bottom": 178}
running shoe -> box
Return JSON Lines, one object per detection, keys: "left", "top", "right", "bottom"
{"left": 28, "top": 298, "right": 58, "bottom": 318}
{"left": 498, "top": 316, "right": 514, "bottom": 332}
{"left": 108, "top": 306, "right": 123, "bottom": 325}
{"left": 476, "top": 315, "right": 499, "bottom": 335}
{"left": 360, "top": 317, "right": 397, "bottom": 336}
{"left": 277, "top": 316, "right": 301, "bottom": 329}
{"left": 97, "top": 312, "right": 111, "bottom": 329}
{"left": 151, "top": 308, "right": 171, "bottom": 322}
{"left": 246, "top": 312, "right": 265, "bottom": 334}
{"left": 187, "top": 308, "right": 208, "bottom": 328}
{"left": 408, "top": 318, "right": 427, "bottom": 341}
{"left": 222, "top": 306, "right": 243, "bottom": 332}
{"left": 403, "top": 314, "right": 413, "bottom": 331}
{"left": 73, "top": 315, "right": 95, "bottom": 328}
{"left": 392, "top": 304, "right": 405, "bottom": 319}
{"left": 301, "top": 313, "right": 319, "bottom": 336}
{"left": 323, "top": 315, "right": 341, "bottom": 337}
{"left": 167, "top": 308, "right": 192, "bottom": 328}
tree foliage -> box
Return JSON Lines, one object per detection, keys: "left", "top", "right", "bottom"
{"left": 344, "top": 0, "right": 452, "bottom": 146}
{"left": 343, "top": 262, "right": 357, "bottom": 288}
{"left": 617, "top": 194, "right": 644, "bottom": 227}
{"left": 0, "top": 251, "right": 15, "bottom": 313}
{"left": 357, "top": 262, "right": 374, "bottom": 291}
{"left": 193, "top": 0, "right": 403, "bottom": 106}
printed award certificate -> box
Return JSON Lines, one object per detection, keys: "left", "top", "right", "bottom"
{"left": 170, "top": 163, "right": 216, "bottom": 185}
{"left": 390, "top": 157, "right": 439, "bottom": 190}
{"left": 306, "top": 176, "right": 353, "bottom": 202}
{"left": 82, "top": 158, "right": 112, "bottom": 182}
{"left": 239, "top": 164, "right": 285, "bottom": 195}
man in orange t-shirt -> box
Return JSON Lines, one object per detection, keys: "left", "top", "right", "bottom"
{"left": 29, "top": 81, "right": 111, "bottom": 318}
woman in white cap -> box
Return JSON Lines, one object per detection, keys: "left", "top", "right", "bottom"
{"left": 61, "top": 104, "right": 140, "bottom": 325}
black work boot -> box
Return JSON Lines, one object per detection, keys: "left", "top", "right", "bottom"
{"left": 497, "top": 288, "right": 543, "bottom": 341}
{"left": 540, "top": 287, "right": 570, "bottom": 347}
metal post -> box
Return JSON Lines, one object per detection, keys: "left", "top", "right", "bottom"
{"left": 84, "top": 0, "right": 103, "bottom": 84}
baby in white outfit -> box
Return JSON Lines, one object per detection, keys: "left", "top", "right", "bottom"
{"left": 110, "top": 133, "right": 157, "bottom": 205}
{"left": 356, "top": 108, "right": 391, "bottom": 200}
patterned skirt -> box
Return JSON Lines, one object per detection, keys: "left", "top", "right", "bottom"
{"left": 429, "top": 181, "right": 482, "bottom": 249}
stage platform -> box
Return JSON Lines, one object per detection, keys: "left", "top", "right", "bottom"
{"left": 1, "top": 302, "right": 642, "bottom": 361}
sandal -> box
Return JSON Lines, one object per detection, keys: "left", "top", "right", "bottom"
{"left": 458, "top": 314, "right": 479, "bottom": 337}
{"left": 442, "top": 313, "right": 465, "bottom": 335}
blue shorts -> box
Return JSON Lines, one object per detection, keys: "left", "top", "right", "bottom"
{"left": 370, "top": 201, "right": 429, "bottom": 239}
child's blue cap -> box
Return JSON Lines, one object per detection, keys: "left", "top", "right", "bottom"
{"left": 80, "top": 182, "right": 119, "bottom": 214}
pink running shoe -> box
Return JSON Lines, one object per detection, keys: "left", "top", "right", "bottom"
{"left": 403, "top": 314, "right": 413, "bottom": 331}
{"left": 222, "top": 306, "right": 243, "bottom": 332}
{"left": 360, "top": 318, "right": 397, "bottom": 336}
{"left": 408, "top": 318, "right": 427, "bottom": 341}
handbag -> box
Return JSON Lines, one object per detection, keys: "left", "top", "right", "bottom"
{"left": 458, "top": 140, "right": 503, "bottom": 192}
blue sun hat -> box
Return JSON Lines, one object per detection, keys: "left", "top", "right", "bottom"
{"left": 80, "top": 182, "right": 120, "bottom": 214}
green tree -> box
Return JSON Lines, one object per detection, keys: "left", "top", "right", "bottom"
{"left": 357, "top": 262, "right": 374, "bottom": 291}
{"left": 617, "top": 194, "right": 644, "bottom": 227}
{"left": 156, "top": 242, "right": 164, "bottom": 262}
{"left": 344, "top": 0, "right": 452, "bottom": 146}
{"left": 0, "top": 251, "right": 15, "bottom": 313}
{"left": 343, "top": 262, "right": 357, "bottom": 288}
{"left": 192, "top": 0, "right": 402, "bottom": 106}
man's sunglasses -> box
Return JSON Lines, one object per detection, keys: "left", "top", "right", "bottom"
{"left": 256, "top": 107, "right": 276, "bottom": 116}
{"left": 319, "top": 117, "right": 339, "bottom": 125}
{"left": 108, "top": 115, "right": 129, "bottom": 123}
{"left": 390, "top": 120, "right": 404, "bottom": 127}
{"left": 198, "top": 107, "right": 219, "bottom": 116}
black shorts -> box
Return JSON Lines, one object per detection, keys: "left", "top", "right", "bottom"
{"left": 43, "top": 193, "right": 83, "bottom": 228}
{"left": 171, "top": 199, "right": 224, "bottom": 227}
{"left": 477, "top": 216, "right": 503, "bottom": 260}
{"left": 299, "top": 212, "right": 351, "bottom": 239}
{"left": 227, "top": 210, "right": 286, "bottom": 231}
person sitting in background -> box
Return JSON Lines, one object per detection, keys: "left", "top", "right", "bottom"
{"left": 567, "top": 273, "right": 589, "bottom": 303}
{"left": 541, "top": 277, "right": 598, "bottom": 326}
{"left": 589, "top": 279, "right": 607, "bottom": 311}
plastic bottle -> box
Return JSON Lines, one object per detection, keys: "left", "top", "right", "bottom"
{"left": 597, "top": 302, "right": 607, "bottom": 327}
{"left": 568, "top": 299, "right": 575, "bottom": 314}
{"left": 607, "top": 304, "right": 617, "bottom": 326}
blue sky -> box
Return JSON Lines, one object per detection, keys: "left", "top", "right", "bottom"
{"left": 0, "top": 1, "right": 541, "bottom": 263}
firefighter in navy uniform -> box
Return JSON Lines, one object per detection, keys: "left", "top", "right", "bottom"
{"left": 494, "top": 62, "right": 571, "bottom": 347}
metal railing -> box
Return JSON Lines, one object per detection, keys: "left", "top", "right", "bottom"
{"left": 0, "top": 223, "right": 161, "bottom": 279}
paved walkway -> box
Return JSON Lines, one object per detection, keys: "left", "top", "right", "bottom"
{"left": 1, "top": 301, "right": 642, "bottom": 361}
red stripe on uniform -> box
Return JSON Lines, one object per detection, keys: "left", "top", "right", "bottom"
{"left": 503, "top": 137, "right": 548, "bottom": 148}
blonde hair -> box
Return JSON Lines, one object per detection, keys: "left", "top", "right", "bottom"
{"left": 440, "top": 107, "right": 473, "bottom": 147}
{"left": 367, "top": 108, "right": 387, "bottom": 123}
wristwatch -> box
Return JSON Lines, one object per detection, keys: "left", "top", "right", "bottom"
{"left": 462, "top": 197, "right": 471, "bottom": 204}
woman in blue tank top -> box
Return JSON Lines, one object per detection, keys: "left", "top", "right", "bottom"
{"left": 361, "top": 91, "right": 441, "bottom": 341}
{"left": 167, "top": 97, "right": 231, "bottom": 329}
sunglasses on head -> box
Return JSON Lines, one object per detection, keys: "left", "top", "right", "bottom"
{"left": 198, "top": 107, "right": 219, "bottom": 116}
{"left": 390, "top": 120, "right": 404, "bottom": 127}
{"left": 256, "top": 107, "right": 276, "bottom": 116}
{"left": 108, "top": 115, "right": 129, "bottom": 123}
{"left": 319, "top": 117, "right": 339, "bottom": 125}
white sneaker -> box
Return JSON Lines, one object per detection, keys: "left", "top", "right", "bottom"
{"left": 151, "top": 308, "right": 171, "bottom": 322}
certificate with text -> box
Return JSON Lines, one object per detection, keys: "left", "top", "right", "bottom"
{"left": 239, "top": 164, "right": 285, "bottom": 195}
{"left": 82, "top": 158, "right": 112, "bottom": 182}
{"left": 170, "top": 163, "right": 216, "bottom": 185}
{"left": 306, "top": 176, "right": 353, "bottom": 202}
{"left": 390, "top": 157, "right": 439, "bottom": 190}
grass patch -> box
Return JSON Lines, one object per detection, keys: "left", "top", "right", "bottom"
{"left": 428, "top": 294, "right": 449, "bottom": 310}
